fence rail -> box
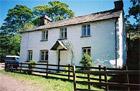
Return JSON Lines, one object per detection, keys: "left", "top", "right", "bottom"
{"left": 5, "top": 62, "right": 140, "bottom": 91}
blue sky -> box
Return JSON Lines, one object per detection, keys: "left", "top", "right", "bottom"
{"left": 0, "top": 0, "right": 132, "bottom": 26}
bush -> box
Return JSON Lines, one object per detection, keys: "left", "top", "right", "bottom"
{"left": 80, "top": 53, "right": 92, "bottom": 70}
{"left": 28, "top": 60, "right": 36, "bottom": 67}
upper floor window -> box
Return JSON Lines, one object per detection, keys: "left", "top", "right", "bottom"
{"left": 60, "top": 27, "right": 67, "bottom": 39}
{"left": 28, "top": 50, "right": 33, "bottom": 61}
{"left": 82, "top": 24, "right": 91, "bottom": 37}
{"left": 40, "top": 50, "right": 48, "bottom": 62}
{"left": 82, "top": 47, "right": 91, "bottom": 56}
{"left": 42, "top": 30, "right": 48, "bottom": 41}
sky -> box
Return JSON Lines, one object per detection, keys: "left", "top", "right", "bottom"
{"left": 0, "top": 0, "right": 132, "bottom": 26}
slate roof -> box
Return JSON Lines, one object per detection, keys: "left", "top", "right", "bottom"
{"left": 21, "top": 9, "right": 121, "bottom": 33}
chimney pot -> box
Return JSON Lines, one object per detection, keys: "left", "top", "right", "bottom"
{"left": 114, "top": 0, "right": 123, "bottom": 10}
{"left": 39, "top": 15, "right": 52, "bottom": 26}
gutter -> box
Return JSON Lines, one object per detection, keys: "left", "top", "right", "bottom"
{"left": 115, "top": 18, "right": 118, "bottom": 68}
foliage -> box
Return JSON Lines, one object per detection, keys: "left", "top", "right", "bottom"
{"left": 0, "top": 5, "right": 33, "bottom": 34}
{"left": 33, "top": 1, "right": 74, "bottom": 22}
{"left": 28, "top": 60, "right": 36, "bottom": 65}
{"left": 0, "top": 1, "right": 74, "bottom": 58}
{"left": 125, "top": 0, "right": 140, "bottom": 39}
{"left": 0, "top": 33, "right": 21, "bottom": 57}
{"left": 22, "top": 22, "right": 35, "bottom": 31}
{"left": 80, "top": 53, "right": 92, "bottom": 70}
{"left": 128, "top": 0, "right": 140, "bottom": 22}
{"left": 0, "top": 69, "right": 103, "bottom": 91}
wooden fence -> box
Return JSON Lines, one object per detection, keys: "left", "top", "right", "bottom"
{"left": 5, "top": 62, "right": 140, "bottom": 91}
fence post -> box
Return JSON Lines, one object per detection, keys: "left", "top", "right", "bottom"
{"left": 20, "top": 63, "right": 22, "bottom": 72}
{"left": 46, "top": 62, "right": 48, "bottom": 77}
{"left": 72, "top": 65, "right": 76, "bottom": 91}
{"left": 104, "top": 66, "right": 108, "bottom": 91}
{"left": 99, "top": 65, "right": 102, "bottom": 88}
{"left": 125, "top": 65, "right": 130, "bottom": 91}
{"left": 87, "top": 72, "right": 90, "bottom": 90}
{"left": 68, "top": 64, "right": 70, "bottom": 80}
{"left": 28, "top": 64, "right": 32, "bottom": 75}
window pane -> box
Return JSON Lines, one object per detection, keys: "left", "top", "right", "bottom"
{"left": 41, "top": 51, "right": 44, "bottom": 60}
{"left": 87, "top": 25, "right": 90, "bottom": 36}
{"left": 87, "top": 48, "right": 91, "bottom": 55}
{"left": 28, "top": 51, "right": 32, "bottom": 60}
{"left": 60, "top": 28, "right": 67, "bottom": 39}
{"left": 82, "top": 48, "right": 86, "bottom": 54}
{"left": 64, "top": 28, "right": 67, "bottom": 38}
{"left": 42, "top": 31, "right": 45, "bottom": 40}
{"left": 45, "top": 51, "right": 48, "bottom": 60}
{"left": 45, "top": 31, "right": 48, "bottom": 40}
{"left": 60, "top": 28, "right": 63, "bottom": 39}
{"left": 82, "top": 25, "right": 86, "bottom": 36}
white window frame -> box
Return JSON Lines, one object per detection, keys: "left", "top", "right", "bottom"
{"left": 40, "top": 50, "right": 48, "bottom": 62}
{"left": 28, "top": 50, "right": 33, "bottom": 61}
{"left": 42, "top": 30, "right": 48, "bottom": 41}
{"left": 60, "top": 27, "right": 67, "bottom": 39}
{"left": 82, "top": 24, "right": 91, "bottom": 37}
{"left": 82, "top": 47, "right": 91, "bottom": 56}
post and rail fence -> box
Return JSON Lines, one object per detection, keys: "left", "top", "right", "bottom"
{"left": 5, "top": 62, "right": 140, "bottom": 91}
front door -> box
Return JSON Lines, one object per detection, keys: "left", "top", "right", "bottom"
{"left": 60, "top": 50, "right": 68, "bottom": 65}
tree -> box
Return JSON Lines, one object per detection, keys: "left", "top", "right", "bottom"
{"left": 80, "top": 53, "right": 92, "bottom": 70}
{"left": 0, "top": 1, "right": 74, "bottom": 58}
{"left": 0, "top": 5, "right": 33, "bottom": 34}
{"left": 33, "top": 1, "right": 74, "bottom": 22}
{"left": 0, "top": 32, "right": 21, "bottom": 57}
{"left": 128, "top": 0, "right": 140, "bottom": 23}
{"left": 125, "top": 0, "right": 140, "bottom": 39}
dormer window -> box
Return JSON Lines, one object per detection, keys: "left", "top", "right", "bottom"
{"left": 60, "top": 27, "right": 67, "bottom": 39}
{"left": 81, "top": 24, "right": 91, "bottom": 37}
{"left": 41, "top": 30, "right": 48, "bottom": 41}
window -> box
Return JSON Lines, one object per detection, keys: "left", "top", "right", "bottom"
{"left": 42, "top": 30, "right": 48, "bottom": 41}
{"left": 82, "top": 47, "right": 91, "bottom": 55}
{"left": 60, "top": 27, "right": 67, "bottom": 39}
{"left": 82, "top": 24, "right": 91, "bottom": 37}
{"left": 28, "top": 50, "right": 33, "bottom": 61}
{"left": 40, "top": 50, "right": 48, "bottom": 62}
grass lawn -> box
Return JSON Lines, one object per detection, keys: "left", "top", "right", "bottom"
{"left": 0, "top": 69, "right": 104, "bottom": 91}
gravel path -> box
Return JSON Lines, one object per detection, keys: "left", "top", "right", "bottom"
{"left": 0, "top": 63, "right": 42, "bottom": 91}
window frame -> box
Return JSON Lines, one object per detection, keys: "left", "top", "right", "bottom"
{"left": 82, "top": 47, "right": 91, "bottom": 56}
{"left": 60, "top": 27, "right": 67, "bottom": 40}
{"left": 28, "top": 50, "right": 33, "bottom": 61}
{"left": 40, "top": 50, "right": 48, "bottom": 62}
{"left": 41, "top": 30, "right": 48, "bottom": 41}
{"left": 81, "top": 24, "right": 91, "bottom": 37}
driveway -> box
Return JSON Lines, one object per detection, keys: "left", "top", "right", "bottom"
{"left": 0, "top": 63, "right": 42, "bottom": 91}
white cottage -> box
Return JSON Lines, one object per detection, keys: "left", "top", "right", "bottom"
{"left": 20, "top": 1, "right": 127, "bottom": 68}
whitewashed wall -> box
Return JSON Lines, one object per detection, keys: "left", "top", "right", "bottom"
{"left": 20, "top": 17, "right": 125, "bottom": 68}
{"left": 117, "top": 11, "right": 127, "bottom": 68}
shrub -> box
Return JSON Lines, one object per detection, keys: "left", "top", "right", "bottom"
{"left": 80, "top": 53, "right": 92, "bottom": 70}
{"left": 28, "top": 60, "right": 36, "bottom": 67}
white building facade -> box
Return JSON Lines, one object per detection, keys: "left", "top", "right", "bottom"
{"left": 20, "top": 1, "right": 127, "bottom": 68}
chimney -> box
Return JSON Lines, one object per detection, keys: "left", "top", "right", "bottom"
{"left": 39, "top": 15, "right": 52, "bottom": 26}
{"left": 114, "top": 0, "right": 123, "bottom": 10}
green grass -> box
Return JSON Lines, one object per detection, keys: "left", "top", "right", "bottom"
{"left": 0, "top": 69, "right": 104, "bottom": 91}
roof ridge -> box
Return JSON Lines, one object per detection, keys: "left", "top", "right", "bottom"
{"left": 49, "top": 9, "right": 119, "bottom": 24}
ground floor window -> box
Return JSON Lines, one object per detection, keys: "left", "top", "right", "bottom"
{"left": 40, "top": 50, "right": 48, "bottom": 62}
{"left": 82, "top": 47, "right": 91, "bottom": 55}
{"left": 28, "top": 50, "right": 33, "bottom": 61}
